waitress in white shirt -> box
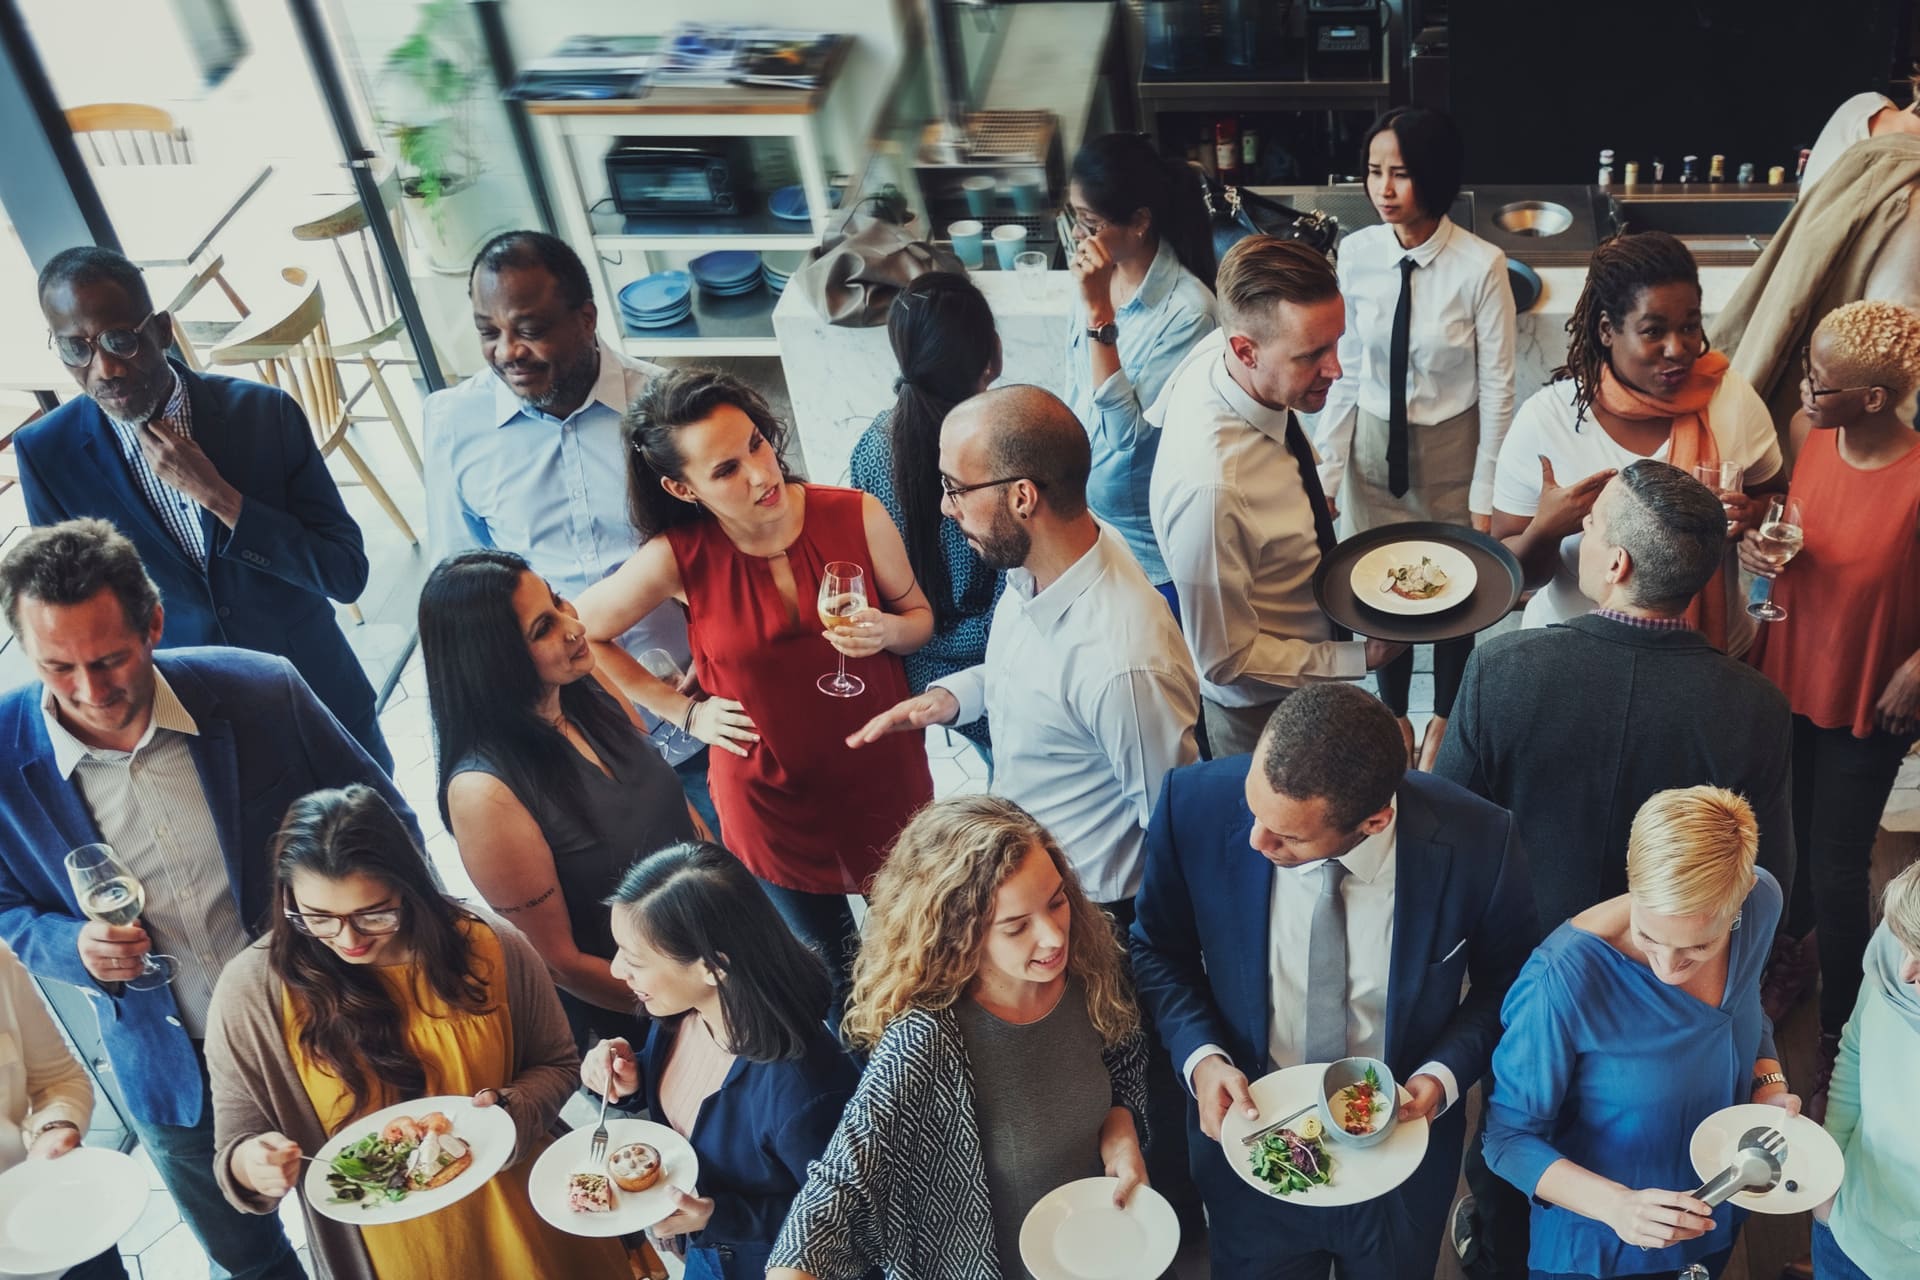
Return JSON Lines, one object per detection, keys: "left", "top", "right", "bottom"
{"left": 1314, "top": 107, "right": 1517, "bottom": 769}
{"left": 1801, "top": 76, "right": 1920, "bottom": 194}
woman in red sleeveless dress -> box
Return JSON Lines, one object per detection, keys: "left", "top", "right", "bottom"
{"left": 579, "top": 368, "right": 934, "bottom": 1011}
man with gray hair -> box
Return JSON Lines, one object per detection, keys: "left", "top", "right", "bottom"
{"left": 1433, "top": 458, "right": 1793, "bottom": 1279}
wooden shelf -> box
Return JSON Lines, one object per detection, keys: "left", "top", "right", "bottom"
{"left": 620, "top": 282, "right": 782, "bottom": 356}
{"left": 590, "top": 206, "right": 818, "bottom": 251}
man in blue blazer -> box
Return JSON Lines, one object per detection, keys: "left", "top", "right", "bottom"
{"left": 1131, "top": 682, "right": 1536, "bottom": 1280}
{"left": 15, "top": 246, "right": 391, "bottom": 769}
{"left": 0, "top": 519, "right": 418, "bottom": 1279}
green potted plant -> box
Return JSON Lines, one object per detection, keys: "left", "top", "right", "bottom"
{"left": 380, "top": 0, "right": 495, "bottom": 272}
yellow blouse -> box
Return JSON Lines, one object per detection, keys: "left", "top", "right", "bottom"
{"left": 283, "top": 920, "right": 625, "bottom": 1280}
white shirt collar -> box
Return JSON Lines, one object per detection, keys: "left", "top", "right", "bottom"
{"left": 43, "top": 669, "right": 199, "bottom": 779}
{"left": 1006, "top": 523, "right": 1116, "bottom": 631}
{"left": 1286, "top": 797, "right": 1398, "bottom": 884}
{"left": 490, "top": 338, "right": 630, "bottom": 428}
{"left": 1396, "top": 215, "right": 1455, "bottom": 270}
{"left": 1208, "top": 343, "right": 1296, "bottom": 446}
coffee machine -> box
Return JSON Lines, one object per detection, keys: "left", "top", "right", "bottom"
{"left": 1306, "top": 0, "right": 1383, "bottom": 80}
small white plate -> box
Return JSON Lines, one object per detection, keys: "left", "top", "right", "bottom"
{"left": 1218, "top": 1064, "right": 1430, "bottom": 1207}
{"left": 305, "top": 1095, "right": 517, "bottom": 1225}
{"left": 1019, "top": 1177, "right": 1180, "bottom": 1280}
{"left": 1349, "top": 540, "right": 1478, "bottom": 616}
{"left": 529, "top": 1118, "right": 701, "bottom": 1237}
{"left": 1687, "top": 1104, "right": 1845, "bottom": 1214}
{"left": 0, "top": 1147, "right": 148, "bottom": 1274}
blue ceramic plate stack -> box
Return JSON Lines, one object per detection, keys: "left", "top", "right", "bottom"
{"left": 768, "top": 185, "right": 810, "bottom": 222}
{"left": 619, "top": 272, "right": 692, "bottom": 330}
{"left": 761, "top": 250, "right": 807, "bottom": 296}
{"left": 688, "top": 250, "right": 763, "bottom": 298}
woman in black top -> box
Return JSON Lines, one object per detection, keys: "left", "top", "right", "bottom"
{"left": 420, "top": 549, "right": 702, "bottom": 1051}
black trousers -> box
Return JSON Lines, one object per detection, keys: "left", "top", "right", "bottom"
{"left": 1462, "top": 1072, "right": 1531, "bottom": 1280}
{"left": 1377, "top": 635, "right": 1474, "bottom": 719}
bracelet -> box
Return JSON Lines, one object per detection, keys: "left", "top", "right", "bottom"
{"left": 26, "top": 1119, "right": 80, "bottom": 1145}
{"left": 680, "top": 698, "right": 701, "bottom": 734}
{"left": 1752, "top": 1071, "right": 1787, "bottom": 1094}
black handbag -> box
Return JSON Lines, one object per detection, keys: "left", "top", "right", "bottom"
{"left": 1193, "top": 161, "right": 1340, "bottom": 264}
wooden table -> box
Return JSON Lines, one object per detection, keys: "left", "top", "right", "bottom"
{"left": 92, "top": 162, "right": 274, "bottom": 267}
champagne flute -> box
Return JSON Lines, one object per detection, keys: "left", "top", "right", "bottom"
{"left": 1746, "top": 497, "right": 1805, "bottom": 622}
{"left": 816, "top": 561, "right": 868, "bottom": 698}
{"left": 65, "top": 843, "right": 175, "bottom": 990}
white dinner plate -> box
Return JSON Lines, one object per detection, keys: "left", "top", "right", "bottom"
{"left": 1218, "top": 1064, "right": 1430, "bottom": 1207}
{"left": 1348, "top": 540, "right": 1478, "bottom": 616}
{"left": 1687, "top": 1103, "right": 1844, "bottom": 1214}
{"left": 0, "top": 1147, "right": 148, "bottom": 1274}
{"left": 529, "top": 1118, "right": 701, "bottom": 1237}
{"left": 1019, "top": 1177, "right": 1180, "bottom": 1280}
{"left": 304, "top": 1095, "right": 517, "bottom": 1225}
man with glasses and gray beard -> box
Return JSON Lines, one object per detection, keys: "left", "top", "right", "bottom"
{"left": 13, "top": 246, "right": 389, "bottom": 769}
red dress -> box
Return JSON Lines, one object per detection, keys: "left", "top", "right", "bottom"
{"left": 668, "top": 484, "right": 932, "bottom": 894}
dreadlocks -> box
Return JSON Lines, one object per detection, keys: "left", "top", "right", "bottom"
{"left": 1555, "top": 230, "right": 1701, "bottom": 422}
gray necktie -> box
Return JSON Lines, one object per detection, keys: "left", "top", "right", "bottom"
{"left": 1304, "top": 859, "right": 1350, "bottom": 1063}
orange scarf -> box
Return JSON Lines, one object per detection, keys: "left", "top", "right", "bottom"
{"left": 1595, "top": 350, "right": 1732, "bottom": 649}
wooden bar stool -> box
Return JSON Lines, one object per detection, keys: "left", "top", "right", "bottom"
{"left": 64, "top": 103, "right": 192, "bottom": 165}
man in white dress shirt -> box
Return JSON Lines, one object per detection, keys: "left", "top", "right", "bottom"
{"left": 1148, "top": 237, "right": 1404, "bottom": 758}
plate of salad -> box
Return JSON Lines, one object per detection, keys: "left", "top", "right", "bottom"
{"left": 305, "top": 1095, "right": 517, "bottom": 1224}
{"left": 1218, "top": 1064, "right": 1430, "bottom": 1207}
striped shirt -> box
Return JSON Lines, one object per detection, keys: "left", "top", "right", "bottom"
{"left": 44, "top": 672, "right": 249, "bottom": 1038}
{"left": 105, "top": 370, "right": 207, "bottom": 565}
{"left": 1592, "top": 608, "right": 1695, "bottom": 632}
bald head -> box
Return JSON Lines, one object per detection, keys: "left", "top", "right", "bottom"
{"left": 943, "top": 385, "right": 1091, "bottom": 516}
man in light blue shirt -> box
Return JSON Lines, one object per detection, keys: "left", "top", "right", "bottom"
{"left": 424, "top": 231, "right": 714, "bottom": 827}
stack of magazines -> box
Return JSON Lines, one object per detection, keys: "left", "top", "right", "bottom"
{"left": 653, "top": 24, "right": 842, "bottom": 90}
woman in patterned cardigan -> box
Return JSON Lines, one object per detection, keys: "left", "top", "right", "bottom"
{"left": 768, "top": 795, "right": 1151, "bottom": 1280}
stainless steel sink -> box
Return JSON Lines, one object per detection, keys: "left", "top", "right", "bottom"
{"left": 1605, "top": 190, "right": 1794, "bottom": 266}
{"left": 1494, "top": 201, "right": 1574, "bottom": 237}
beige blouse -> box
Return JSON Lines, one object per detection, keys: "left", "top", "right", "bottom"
{"left": 655, "top": 1013, "right": 736, "bottom": 1138}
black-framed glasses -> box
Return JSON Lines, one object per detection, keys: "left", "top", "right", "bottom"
{"left": 1801, "top": 345, "right": 1879, "bottom": 399}
{"left": 49, "top": 313, "right": 157, "bottom": 369}
{"left": 284, "top": 904, "right": 403, "bottom": 939}
{"left": 939, "top": 473, "right": 1046, "bottom": 502}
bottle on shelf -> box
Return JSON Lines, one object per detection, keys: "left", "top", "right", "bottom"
{"left": 1241, "top": 123, "right": 1260, "bottom": 174}
{"left": 1768, "top": 164, "right": 1787, "bottom": 185}
{"left": 1215, "top": 117, "right": 1241, "bottom": 186}
{"left": 1623, "top": 160, "right": 1641, "bottom": 185}
{"left": 1597, "top": 149, "right": 1615, "bottom": 187}
{"left": 1795, "top": 148, "right": 1812, "bottom": 182}
{"left": 1652, "top": 156, "right": 1667, "bottom": 181}
{"left": 1737, "top": 162, "right": 1756, "bottom": 184}
{"left": 1708, "top": 153, "right": 1727, "bottom": 183}
{"left": 1679, "top": 154, "right": 1701, "bottom": 184}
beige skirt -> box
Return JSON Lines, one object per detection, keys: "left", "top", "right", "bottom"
{"left": 1340, "top": 403, "right": 1479, "bottom": 534}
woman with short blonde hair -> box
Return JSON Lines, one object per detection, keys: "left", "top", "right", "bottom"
{"left": 1485, "top": 786, "right": 1792, "bottom": 1279}
{"left": 769, "top": 796, "right": 1149, "bottom": 1280}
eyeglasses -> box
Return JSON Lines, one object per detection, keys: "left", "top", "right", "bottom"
{"left": 1061, "top": 206, "right": 1110, "bottom": 237}
{"left": 939, "top": 473, "right": 1046, "bottom": 502}
{"left": 1801, "top": 346, "right": 1879, "bottom": 399}
{"left": 284, "top": 904, "right": 403, "bottom": 939}
{"left": 48, "top": 313, "right": 157, "bottom": 369}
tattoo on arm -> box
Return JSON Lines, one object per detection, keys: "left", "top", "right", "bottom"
{"left": 494, "top": 885, "right": 558, "bottom": 915}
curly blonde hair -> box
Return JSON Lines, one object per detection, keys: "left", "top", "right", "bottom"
{"left": 841, "top": 795, "right": 1140, "bottom": 1052}
{"left": 1815, "top": 299, "right": 1920, "bottom": 407}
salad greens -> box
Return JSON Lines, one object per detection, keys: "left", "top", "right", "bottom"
{"left": 1247, "top": 1123, "right": 1334, "bottom": 1196}
{"left": 326, "top": 1133, "right": 417, "bottom": 1206}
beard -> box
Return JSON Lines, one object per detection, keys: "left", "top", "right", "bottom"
{"left": 515, "top": 345, "right": 600, "bottom": 414}
{"left": 969, "top": 504, "right": 1031, "bottom": 570}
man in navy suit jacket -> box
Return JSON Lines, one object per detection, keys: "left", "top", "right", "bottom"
{"left": 0, "top": 520, "right": 418, "bottom": 1280}
{"left": 15, "top": 246, "right": 390, "bottom": 769}
{"left": 1131, "top": 683, "right": 1536, "bottom": 1280}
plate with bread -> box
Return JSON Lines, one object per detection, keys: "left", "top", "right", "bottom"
{"left": 305, "top": 1096, "right": 517, "bottom": 1224}
{"left": 530, "top": 1118, "right": 701, "bottom": 1237}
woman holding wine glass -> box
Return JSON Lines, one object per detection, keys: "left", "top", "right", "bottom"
{"left": 577, "top": 367, "right": 934, "bottom": 1015}
{"left": 1741, "top": 299, "right": 1920, "bottom": 1120}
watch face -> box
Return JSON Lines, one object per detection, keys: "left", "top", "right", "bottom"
{"left": 1090, "top": 322, "right": 1119, "bottom": 344}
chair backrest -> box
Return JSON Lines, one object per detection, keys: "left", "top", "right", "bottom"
{"left": 64, "top": 103, "right": 191, "bottom": 165}
{"left": 291, "top": 197, "right": 403, "bottom": 340}
{"left": 207, "top": 274, "right": 346, "bottom": 447}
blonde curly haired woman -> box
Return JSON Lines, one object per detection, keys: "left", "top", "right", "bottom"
{"left": 767, "top": 795, "right": 1150, "bottom": 1280}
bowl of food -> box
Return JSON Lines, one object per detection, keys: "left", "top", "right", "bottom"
{"left": 1318, "top": 1057, "right": 1398, "bottom": 1149}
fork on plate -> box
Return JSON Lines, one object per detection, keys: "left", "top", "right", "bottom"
{"left": 587, "top": 1042, "right": 614, "bottom": 1166}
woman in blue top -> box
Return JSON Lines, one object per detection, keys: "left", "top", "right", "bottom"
{"left": 1062, "top": 132, "right": 1218, "bottom": 607}
{"left": 849, "top": 272, "right": 1004, "bottom": 754}
{"left": 1485, "top": 785, "right": 1797, "bottom": 1280}
{"left": 582, "top": 841, "right": 858, "bottom": 1280}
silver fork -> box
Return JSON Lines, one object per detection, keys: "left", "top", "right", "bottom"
{"left": 587, "top": 1042, "right": 614, "bottom": 1166}
{"left": 1238, "top": 1101, "right": 1319, "bottom": 1148}
{"left": 1687, "top": 1125, "right": 1788, "bottom": 1208}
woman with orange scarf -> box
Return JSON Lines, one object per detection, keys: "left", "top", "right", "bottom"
{"left": 1490, "top": 231, "right": 1786, "bottom": 656}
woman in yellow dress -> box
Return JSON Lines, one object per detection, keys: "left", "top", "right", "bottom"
{"left": 205, "top": 784, "right": 628, "bottom": 1280}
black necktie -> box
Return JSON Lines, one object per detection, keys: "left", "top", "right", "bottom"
{"left": 1283, "top": 411, "right": 1339, "bottom": 555}
{"left": 1388, "top": 256, "right": 1416, "bottom": 498}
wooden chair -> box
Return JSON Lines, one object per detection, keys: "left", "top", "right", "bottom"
{"left": 207, "top": 275, "right": 418, "bottom": 562}
{"left": 64, "top": 103, "right": 192, "bottom": 166}
{"left": 159, "top": 253, "right": 250, "bottom": 372}
{"left": 287, "top": 194, "right": 423, "bottom": 476}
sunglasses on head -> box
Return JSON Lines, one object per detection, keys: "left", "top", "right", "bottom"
{"left": 49, "top": 313, "right": 157, "bottom": 369}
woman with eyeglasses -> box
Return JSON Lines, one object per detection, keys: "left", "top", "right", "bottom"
{"left": 205, "top": 786, "right": 627, "bottom": 1280}
{"left": 1062, "top": 132, "right": 1219, "bottom": 608}
{"left": 1492, "top": 231, "right": 1786, "bottom": 657}
{"left": 1741, "top": 300, "right": 1920, "bottom": 1120}
{"left": 419, "top": 549, "right": 702, "bottom": 1055}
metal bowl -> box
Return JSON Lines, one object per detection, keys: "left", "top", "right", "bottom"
{"left": 1494, "top": 200, "right": 1574, "bottom": 237}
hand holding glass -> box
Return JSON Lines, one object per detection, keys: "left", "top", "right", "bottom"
{"left": 1747, "top": 497, "right": 1805, "bottom": 622}
{"left": 639, "top": 648, "right": 701, "bottom": 750}
{"left": 66, "top": 843, "right": 174, "bottom": 990}
{"left": 817, "top": 561, "right": 868, "bottom": 698}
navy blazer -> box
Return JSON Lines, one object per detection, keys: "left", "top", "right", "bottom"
{"left": 607, "top": 1017, "right": 858, "bottom": 1280}
{"left": 0, "top": 648, "right": 420, "bottom": 1127}
{"left": 1129, "top": 759, "right": 1536, "bottom": 1261}
{"left": 14, "top": 363, "right": 381, "bottom": 752}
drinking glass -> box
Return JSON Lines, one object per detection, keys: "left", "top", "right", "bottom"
{"left": 1014, "top": 250, "right": 1049, "bottom": 299}
{"left": 638, "top": 648, "right": 699, "bottom": 751}
{"left": 1692, "top": 460, "right": 1744, "bottom": 496}
{"left": 1746, "top": 496, "right": 1805, "bottom": 622}
{"left": 816, "top": 561, "right": 868, "bottom": 698}
{"left": 65, "top": 843, "right": 174, "bottom": 990}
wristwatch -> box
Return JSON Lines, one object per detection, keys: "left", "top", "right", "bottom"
{"left": 1751, "top": 1071, "right": 1787, "bottom": 1095}
{"left": 1087, "top": 320, "right": 1119, "bottom": 346}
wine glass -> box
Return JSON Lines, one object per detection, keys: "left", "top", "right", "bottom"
{"left": 64, "top": 843, "right": 174, "bottom": 990}
{"left": 1692, "top": 460, "right": 1744, "bottom": 497}
{"left": 1746, "top": 497, "right": 1805, "bottom": 622}
{"left": 638, "top": 648, "right": 699, "bottom": 751}
{"left": 816, "top": 560, "right": 868, "bottom": 698}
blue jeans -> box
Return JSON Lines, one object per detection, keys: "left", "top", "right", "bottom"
{"left": 1528, "top": 1243, "right": 1732, "bottom": 1280}
{"left": 753, "top": 877, "right": 858, "bottom": 1029}
{"left": 124, "top": 1054, "right": 303, "bottom": 1280}
{"left": 1811, "top": 1219, "right": 1872, "bottom": 1280}
{"left": 674, "top": 747, "right": 723, "bottom": 840}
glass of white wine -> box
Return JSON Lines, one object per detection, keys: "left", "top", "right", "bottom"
{"left": 816, "top": 560, "right": 868, "bottom": 698}
{"left": 65, "top": 843, "right": 174, "bottom": 990}
{"left": 1746, "top": 496, "right": 1805, "bottom": 622}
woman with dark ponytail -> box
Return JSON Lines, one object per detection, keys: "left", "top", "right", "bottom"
{"left": 1491, "top": 230, "right": 1785, "bottom": 657}
{"left": 849, "top": 272, "right": 1005, "bottom": 754}
{"left": 1063, "top": 132, "right": 1219, "bottom": 607}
